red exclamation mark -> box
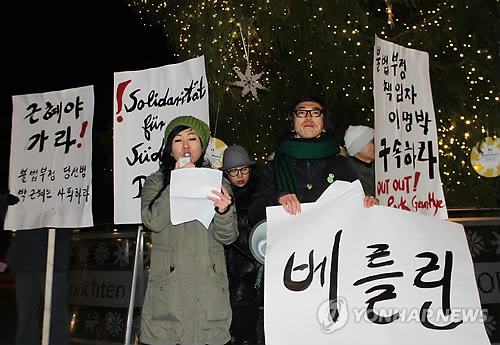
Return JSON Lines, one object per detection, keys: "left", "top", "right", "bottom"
{"left": 116, "top": 79, "right": 132, "bottom": 123}
{"left": 77, "top": 121, "right": 89, "bottom": 148}
{"left": 413, "top": 171, "right": 421, "bottom": 192}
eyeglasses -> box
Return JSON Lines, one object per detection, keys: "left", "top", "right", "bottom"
{"left": 227, "top": 167, "right": 251, "bottom": 177}
{"left": 294, "top": 109, "right": 323, "bottom": 118}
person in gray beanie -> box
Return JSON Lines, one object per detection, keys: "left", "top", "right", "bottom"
{"left": 220, "top": 145, "right": 262, "bottom": 344}
{"left": 344, "top": 125, "right": 376, "bottom": 197}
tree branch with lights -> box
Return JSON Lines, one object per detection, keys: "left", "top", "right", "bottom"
{"left": 127, "top": 0, "right": 500, "bottom": 208}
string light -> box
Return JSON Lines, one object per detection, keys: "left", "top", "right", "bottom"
{"left": 127, "top": 0, "right": 499, "bottom": 206}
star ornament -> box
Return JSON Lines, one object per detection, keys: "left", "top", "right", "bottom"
{"left": 232, "top": 65, "right": 268, "bottom": 101}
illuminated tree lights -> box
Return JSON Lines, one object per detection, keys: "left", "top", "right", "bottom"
{"left": 127, "top": 0, "right": 500, "bottom": 207}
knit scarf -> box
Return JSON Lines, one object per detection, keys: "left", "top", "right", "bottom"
{"left": 274, "top": 136, "right": 340, "bottom": 197}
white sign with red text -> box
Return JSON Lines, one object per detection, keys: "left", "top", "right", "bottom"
{"left": 6, "top": 85, "right": 94, "bottom": 230}
{"left": 113, "top": 56, "right": 209, "bottom": 224}
{"left": 373, "top": 35, "right": 447, "bottom": 218}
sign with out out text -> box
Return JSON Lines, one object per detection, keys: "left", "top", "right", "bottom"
{"left": 373, "top": 35, "right": 447, "bottom": 219}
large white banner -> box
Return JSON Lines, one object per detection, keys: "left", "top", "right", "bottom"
{"left": 264, "top": 182, "right": 489, "bottom": 345}
{"left": 113, "top": 56, "right": 209, "bottom": 224}
{"left": 373, "top": 35, "right": 448, "bottom": 219}
{"left": 6, "top": 86, "right": 94, "bottom": 230}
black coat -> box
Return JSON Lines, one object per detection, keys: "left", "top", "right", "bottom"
{"left": 248, "top": 154, "right": 359, "bottom": 225}
{"left": 225, "top": 177, "right": 260, "bottom": 302}
{"left": 347, "top": 156, "right": 375, "bottom": 196}
{"left": 7, "top": 228, "right": 72, "bottom": 273}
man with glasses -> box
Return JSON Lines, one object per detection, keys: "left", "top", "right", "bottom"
{"left": 249, "top": 96, "right": 378, "bottom": 225}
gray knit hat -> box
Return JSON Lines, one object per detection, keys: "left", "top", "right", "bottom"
{"left": 220, "top": 145, "right": 256, "bottom": 171}
{"left": 344, "top": 125, "right": 374, "bottom": 156}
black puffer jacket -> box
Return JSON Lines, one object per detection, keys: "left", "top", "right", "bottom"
{"left": 248, "top": 154, "right": 359, "bottom": 226}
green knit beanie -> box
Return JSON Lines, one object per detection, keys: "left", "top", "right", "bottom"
{"left": 164, "top": 115, "right": 211, "bottom": 151}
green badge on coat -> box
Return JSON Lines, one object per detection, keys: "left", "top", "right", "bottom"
{"left": 327, "top": 173, "right": 335, "bottom": 184}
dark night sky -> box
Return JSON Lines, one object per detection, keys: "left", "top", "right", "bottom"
{"left": 1, "top": 0, "right": 175, "bottom": 222}
{"left": 0, "top": 5, "right": 172, "bottom": 340}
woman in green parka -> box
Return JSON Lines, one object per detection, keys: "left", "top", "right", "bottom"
{"left": 140, "top": 116, "right": 239, "bottom": 345}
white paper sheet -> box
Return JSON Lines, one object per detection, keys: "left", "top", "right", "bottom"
{"left": 169, "top": 168, "right": 222, "bottom": 229}
{"left": 316, "top": 179, "right": 365, "bottom": 205}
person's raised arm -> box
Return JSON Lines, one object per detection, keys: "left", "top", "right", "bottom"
{"left": 210, "top": 179, "right": 238, "bottom": 245}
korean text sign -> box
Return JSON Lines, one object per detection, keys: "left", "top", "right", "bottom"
{"left": 113, "top": 56, "right": 209, "bottom": 224}
{"left": 373, "top": 35, "right": 447, "bottom": 218}
{"left": 264, "top": 183, "right": 488, "bottom": 345}
{"left": 6, "top": 85, "right": 94, "bottom": 230}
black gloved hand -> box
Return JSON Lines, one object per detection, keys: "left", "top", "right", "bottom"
{"left": 7, "top": 194, "right": 20, "bottom": 206}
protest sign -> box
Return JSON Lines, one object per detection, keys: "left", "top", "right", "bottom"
{"left": 264, "top": 182, "right": 488, "bottom": 345}
{"left": 373, "top": 35, "right": 447, "bottom": 218}
{"left": 6, "top": 85, "right": 94, "bottom": 230}
{"left": 113, "top": 56, "right": 209, "bottom": 224}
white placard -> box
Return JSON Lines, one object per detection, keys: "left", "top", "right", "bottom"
{"left": 373, "top": 35, "right": 448, "bottom": 219}
{"left": 264, "top": 182, "right": 488, "bottom": 345}
{"left": 6, "top": 86, "right": 94, "bottom": 230}
{"left": 113, "top": 56, "right": 209, "bottom": 224}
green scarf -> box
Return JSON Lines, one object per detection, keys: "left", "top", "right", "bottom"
{"left": 274, "top": 136, "right": 340, "bottom": 197}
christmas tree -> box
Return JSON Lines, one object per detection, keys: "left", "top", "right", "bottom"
{"left": 126, "top": 0, "right": 500, "bottom": 208}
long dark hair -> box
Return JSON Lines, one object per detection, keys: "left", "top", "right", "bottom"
{"left": 148, "top": 125, "right": 205, "bottom": 210}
